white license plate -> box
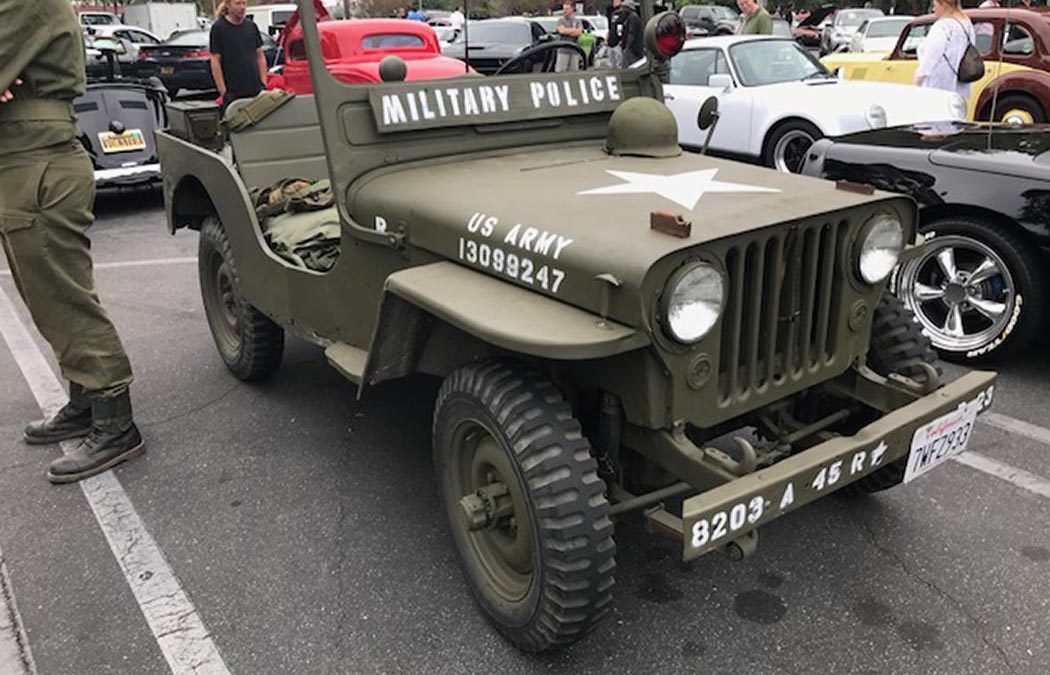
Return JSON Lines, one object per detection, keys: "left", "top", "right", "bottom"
{"left": 98, "top": 129, "right": 146, "bottom": 154}
{"left": 903, "top": 405, "right": 979, "bottom": 483}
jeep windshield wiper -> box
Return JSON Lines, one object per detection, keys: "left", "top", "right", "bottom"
{"left": 801, "top": 70, "right": 831, "bottom": 81}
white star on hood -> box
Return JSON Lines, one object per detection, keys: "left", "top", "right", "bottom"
{"left": 578, "top": 168, "right": 781, "bottom": 210}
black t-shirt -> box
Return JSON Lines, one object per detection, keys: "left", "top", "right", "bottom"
{"left": 622, "top": 10, "right": 643, "bottom": 60}
{"left": 209, "top": 16, "right": 263, "bottom": 99}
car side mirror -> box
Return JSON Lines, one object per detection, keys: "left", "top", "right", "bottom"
{"left": 538, "top": 32, "right": 554, "bottom": 43}
{"left": 708, "top": 73, "right": 733, "bottom": 91}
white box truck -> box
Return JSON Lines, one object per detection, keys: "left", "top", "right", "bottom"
{"left": 123, "top": 1, "right": 199, "bottom": 41}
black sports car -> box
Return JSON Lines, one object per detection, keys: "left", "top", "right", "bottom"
{"left": 442, "top": 19, "right": 554, "bottom": 75}
{"left": 77, "top": 43, "right": 166, "bottom": 190}
{"left": 802, "top": 121, "right": 1050, "bottom": 362}
{"left": 137, "top": 28, "right": 279, "bottom": 98}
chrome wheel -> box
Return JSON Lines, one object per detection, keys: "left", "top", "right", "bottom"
{"left": 897, "top": 235, "right": 1015, "bottom": 354}
{"left": 773, "top": 129, "right": 817, "bottom": 173}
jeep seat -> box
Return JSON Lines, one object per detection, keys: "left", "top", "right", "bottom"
{"left": 226, "top": 95, "right": 329, "bottom": 189}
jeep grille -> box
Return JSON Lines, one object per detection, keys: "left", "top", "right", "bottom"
{"left": 718, "top": 220, "right": 850, "bottom": 405}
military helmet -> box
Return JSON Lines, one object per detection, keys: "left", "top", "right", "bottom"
{"left": 604, "top": 97, "right": 682, "bottom": 158}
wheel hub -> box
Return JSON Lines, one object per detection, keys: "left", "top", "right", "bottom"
{"left": 943, "top": 282, "right": 967, "bottom": 305}
{"left": 897, "top": 235, "right": 1014, "bottom": 353}
{"left": 458, "top": 481, "right": 515, "bottom": 532}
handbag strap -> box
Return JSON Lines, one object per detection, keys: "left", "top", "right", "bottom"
{"left": 940, "top": 17, "right": 974, "bottom": 76}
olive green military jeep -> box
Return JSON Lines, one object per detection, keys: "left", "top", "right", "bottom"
{"left": 157, "top": 1, "right": 997, "bottom": 652}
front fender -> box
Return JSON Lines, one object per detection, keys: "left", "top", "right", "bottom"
{"left": 385, "top": 261, "right": 648, "bottom": 359}
{"left": 361, "top": 261, "right": 650, "bottom": 386}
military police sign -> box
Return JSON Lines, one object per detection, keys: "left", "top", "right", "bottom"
{"left": 369, "top": 72, "right": 626, "bottom": 133}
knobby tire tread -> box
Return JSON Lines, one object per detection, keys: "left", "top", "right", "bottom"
{"left": 844, "top": 294, "right": 940, "bottom": 496}
{"left": 434, "top": 362, "right": 615, "bottom": 651}
{"left": 200, "top": 216, "right": 284, "bottom": 381}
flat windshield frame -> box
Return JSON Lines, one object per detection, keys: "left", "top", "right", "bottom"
{"left": 727, "top": 39, "right": 829, "bottom": 86}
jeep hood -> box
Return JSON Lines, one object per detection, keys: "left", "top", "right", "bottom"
{"left": 351, "top": 145, "right": 900, "bottom": 323}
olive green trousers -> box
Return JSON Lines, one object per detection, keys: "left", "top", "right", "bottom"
{"left": 0, "top": 141, "right": 134, "bottom": 408}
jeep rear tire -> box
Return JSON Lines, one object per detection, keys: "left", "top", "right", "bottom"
{"left": 433, "top": 362, "right": 615, "bottom": 651}
{"left": 199, "top": 216, "right": 285, "bottom": 381}
{"left": 843, "top": 294, "right": 940, "bottom": 495}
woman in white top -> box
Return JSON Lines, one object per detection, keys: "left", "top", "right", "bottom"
{"left": 914, "top": 0, "right": 976, "bottom": 99}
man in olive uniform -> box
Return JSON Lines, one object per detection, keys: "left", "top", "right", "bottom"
{"left": 0, "top": 0, "right": 144, "bottom": 483}
{"left": 737, "top": 0, "right": 773, "bottom": 35}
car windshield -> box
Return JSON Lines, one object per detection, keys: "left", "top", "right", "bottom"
{"left": 82, "top": 15, "right": 117, "bottom": 26}
{"left": 836, "top": 9, "right": 882, "bottom": 28}
{"left": 711, "top": 6, "right": 739, "bottom": 21}
{"left": 272, "top": 10, "right": 294, "bottom": 26}
{"left": 456, "top": 21, "right": 530, "bottom": 44}
{"left": 585, "top": 16, "right": 608, "bottom": 30}
{"left": 532, "top": 17, "right": 560, "bottom": 33}
{"left": 728, "top": 39, "right": 829, "bottom": 86}
{"left": 867, "top": 18, "right": 911, "bottom": 38}
{"left": 167, "top": 31, "right": 208, "bottom": 47}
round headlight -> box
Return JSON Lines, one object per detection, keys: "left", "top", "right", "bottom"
{"left": 950, "top": 94, "right": 967, "bottom": 120}
{"left": 866, "top": 104, "right": 887, "bottom": 129}
{"left": 663, "top": 263, "right": 725, "bottom": 343}
{"left": 857, "top": 214, "right": 904, "bottom": 284}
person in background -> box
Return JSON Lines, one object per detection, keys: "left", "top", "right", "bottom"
{"left": 449, "top": 6, "right": 465, "bottom": 30}
{"left": 621, "top": 0, "right": 644, "bottom": 65}
{"left": 915, "top": 0, "right": 975, "bottom": 98}
{"left": 210, "top": 0, "right": 266, "bottom": 112}
{"left": 555, "top": 2, "right": 583, "bottom": 72}
{"left": 407, "top": 6, "right": 426, "bottom": 21}
{"left": 607, "top": 0, "right": 626, "bottom": 69}
{"left": 737, "top": 0, "right": 773, "bottom": 35}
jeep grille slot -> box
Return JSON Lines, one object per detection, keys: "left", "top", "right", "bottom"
{"left": 718, "top": 220, "right": 848, "bottom": 404}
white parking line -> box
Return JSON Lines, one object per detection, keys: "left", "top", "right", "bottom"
{"left": 0, "top": 288, "right": 230, "bottom": 675}
{"left": 980, "top": 412, "right": 1050, "bottom": 448}
{"left": 0, "top": 548, "right": 35, "bottom": 675}
{"left": 0, "top": 257, "right": 196, "bottom": 277}
{"left": 953, "top": 452, "right": 1050, "bottom": 500}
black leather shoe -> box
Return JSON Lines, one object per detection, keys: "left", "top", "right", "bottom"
{"left": 47, "top": 425, "right": 145, "bottom": 484}
{"left": 24, "top": 403, "right": 93, "bottom": 445}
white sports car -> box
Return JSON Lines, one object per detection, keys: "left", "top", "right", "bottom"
{"left": 663, "top": 36, "right": 968, "bottom": 172}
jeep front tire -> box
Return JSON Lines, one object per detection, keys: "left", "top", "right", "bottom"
{"left": 433, "top": 362, "right": 615, "bottom": 651}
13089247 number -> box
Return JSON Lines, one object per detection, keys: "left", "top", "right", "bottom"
{"left": 458, "top": 237, "right": 566, "bottom": 293}
{"left": 691, "top": 496, "right": 765, "bottom": 548}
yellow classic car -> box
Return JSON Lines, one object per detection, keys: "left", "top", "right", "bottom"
{"left": 822, "top": 8, "right": 1050, "bottom": 124}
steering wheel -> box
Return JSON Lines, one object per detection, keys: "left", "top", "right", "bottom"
{"left": 494, "top": 41, "right": 589, "bottom": 76}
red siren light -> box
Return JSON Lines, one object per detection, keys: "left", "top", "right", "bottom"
{"left": 654, "top": 13, "right": 686, "bottom": 59}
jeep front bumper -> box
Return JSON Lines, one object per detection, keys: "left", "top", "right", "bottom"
{"left": 677, "top": 369, "right": 997, "bottom": 561}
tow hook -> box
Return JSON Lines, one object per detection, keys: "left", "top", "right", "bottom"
{"left": 721, "top": 530, "right": 759, "bottom": 561}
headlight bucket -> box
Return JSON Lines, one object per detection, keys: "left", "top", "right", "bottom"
{"left": 662, "top": 262, "right": 725, "bottom": 344}
{"left": 856, "top": 213, "right": 904, "bottom": 284}
{"left": 866, "top": 104, "right": 887, "bottom": 129}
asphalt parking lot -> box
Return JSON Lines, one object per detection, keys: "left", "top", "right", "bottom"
{"left": 1, "top": 189, "right": 1048, "bottom": 675}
